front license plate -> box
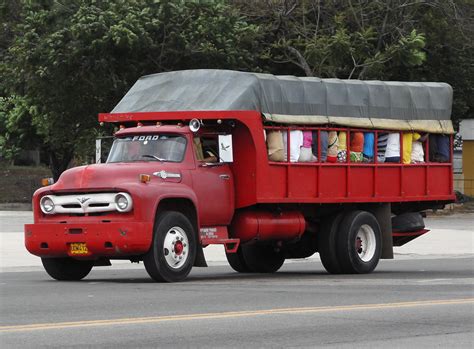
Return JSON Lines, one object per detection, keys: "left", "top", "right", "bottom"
{"left": 69, "top": 242, "right": 89, "bottom": 255}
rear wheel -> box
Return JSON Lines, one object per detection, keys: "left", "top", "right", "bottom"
{"left": 240, "top": 243, "right": 285, "bottom": 273}
{"left": 336, "top": 210, "right": 382, "bottom": 274}
{"left": 41, "top": 257, "right": 93, "bottom": 281}
{"left": 226, "top": 247, "right": 252, "bottom": 273}
{"left": 318, "top": 212, "right": 345, "bottom": 274}
{"left": 144, "top": 211, "right": 196, "bottom": 282}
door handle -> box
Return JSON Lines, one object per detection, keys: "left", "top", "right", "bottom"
{"left": 219, "top": 174, "right": 230, "bottom": 180}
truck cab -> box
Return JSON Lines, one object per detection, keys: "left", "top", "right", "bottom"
{"left": 25, "top": 121, "right": 239, "bottom": 282}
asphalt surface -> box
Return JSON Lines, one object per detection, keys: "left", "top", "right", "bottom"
{"left": 1, "top": 258, "right": 474, "bottom": 348}
{"left": 1, "top": 211, "right": 473, "bottom": 347}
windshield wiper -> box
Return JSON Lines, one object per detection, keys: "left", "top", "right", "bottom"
{"left": 141, "top": 154, "right": 166, "bottom": 162}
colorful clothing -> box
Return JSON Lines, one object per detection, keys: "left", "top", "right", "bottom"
{"left": 302, "top": 131, "right": 312, "bottom": 148}
{"left": 337, "top": 131, "right": 347, "bottom": 162}
{"left": 377, "top": 133, "right": 389, "bottom": 163}
{"left": 338, "top": 132, "right": 347, "bottom": 150}
{"left": 350, "top": 132, "right": 364, "bottom": 153}
{"left": 350, "top": 152, "right": 363, "bottom": 162}
{"left": 363, "top": 132, "right": 374, "bottom": 158}
{"left": 312, "top": 131, "right": 328, "bottom": 162}
{"left": 298, "top": 131, "right": 317, "bottom": 161}
{"left": 337, "top": 150, "right": 347, "bottom": 162}
{"left": 327, "top": 131, "right": 338, "bottom": 163}
{"left": 402, "top": 132, "right": 420, "bottom": 164}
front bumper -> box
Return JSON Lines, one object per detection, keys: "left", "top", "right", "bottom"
{"left": 24, "top": 221, "right": 153, "bottom": 259}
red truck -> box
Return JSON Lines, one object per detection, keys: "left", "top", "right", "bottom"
{"left": 25, "top": 70, "right": 455, "bottom": 282}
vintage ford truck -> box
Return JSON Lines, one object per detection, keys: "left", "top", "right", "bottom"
{"left": 25, "top": 70, "right": 455, "bottom": 282}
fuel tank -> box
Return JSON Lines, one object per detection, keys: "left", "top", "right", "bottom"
{"left": 229, "top": 210, "right": 306, "bottom": 243}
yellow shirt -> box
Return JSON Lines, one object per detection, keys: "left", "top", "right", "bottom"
{"left": 402, "top": 133, "right": 421, "bottom": 164}
{"left": 338, "top": 132, "right": 347, "bottom": 151}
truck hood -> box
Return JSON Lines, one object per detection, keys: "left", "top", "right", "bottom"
{"left": 52, "top": 163, "right": 178, "bottom": 191}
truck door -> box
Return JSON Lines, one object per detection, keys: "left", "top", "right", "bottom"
{"left": 192, "top": 135, "right": 234, "bottom": 226}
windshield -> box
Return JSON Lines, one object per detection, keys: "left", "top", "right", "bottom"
{"left": 107, "top": 134, "right": 187, "bottom": 163}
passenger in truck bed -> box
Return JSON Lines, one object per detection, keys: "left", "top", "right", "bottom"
{"left": 411, "top": 133, "right": 427, "bottom": 163}
{"left": 264, "top": 127, "right": 446, "bottom": 165}
{"left": 299, "top": 131, "right": 317, "bottom": 162}
{"left": 283, "top": 130, "right": 303, "bottom": 162}
{"left": 350, "top": 131, "right": 364, "bottom": 162}
{"left": 327, "top": 131, "right": 338, "bottom": 163}
{"left": 402, "top": 132, "right": 420, "bottom": 164}
{"left": 385, "top": 133, "right": 401, "bottom": 163}
{"left": 337, "top": 131, "right": 347, "bottom": 162}
{"left": 266, "top": 130, "right": 285, "bottom": 162}
{"left": 429, "top": 134, "right": 450, "bottom": 162}
{"left": 312, "top": 130, "right": 328, "bottom": 162}
{"left": 363, "top": 132, "right": 374, "bottom": 162}
{"left": 377, "top": 132, "right": 389, "bottom": 163}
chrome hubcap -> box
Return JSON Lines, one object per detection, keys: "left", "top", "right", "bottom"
{"left": 163, "top": 226, "right": 189, "bottom": 269}
{"left": 355, "top": 224, "right": 376, "bottom": 262}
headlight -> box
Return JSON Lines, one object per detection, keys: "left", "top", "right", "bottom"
{"left": 40, "top": 196, "right": 55, "bottom": 214}
{"left": 115, "top": 193, "right": 132, "bottom": 212}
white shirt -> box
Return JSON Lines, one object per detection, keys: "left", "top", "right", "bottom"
{"left": 385, "top": 133, "right": 400, "bottom": 158}
{"left": 411, "top": 141, "right": 424, "bottom": 162}
{"left": 282, "top": 130, "right": 303, "bottom": 162}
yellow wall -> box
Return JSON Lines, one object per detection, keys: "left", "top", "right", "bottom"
{"left": 463, "top": 141, "right": 474, "bottom": 196}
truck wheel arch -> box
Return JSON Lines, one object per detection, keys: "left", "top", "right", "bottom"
{"left": 154, "top": 197, "right": 207, "bottom": 267}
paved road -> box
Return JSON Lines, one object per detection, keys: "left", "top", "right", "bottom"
{"left": 2, "top": 211, "right": 473, "bottom": 271}
{"left": 1, "top": 211, "right": 473, "bottom": 347}
{"left": 1, "top": 258, "right": 474, "bottom": 348}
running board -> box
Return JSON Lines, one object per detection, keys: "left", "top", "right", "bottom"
{"left": 199, "top": 226, "right": 240, "bottom": 253}
{"left": 392, "top": 229, "right": 430, "bottom": 247}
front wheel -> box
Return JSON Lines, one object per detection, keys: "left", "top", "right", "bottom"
{"left": 144, "top": 211, "right": 196, "bottom": 282}
{"left": 41, "top": 257, "right": 93, "bottom": 281}
{"left": 336, "top": 210, "right": 382, "bottom": 274}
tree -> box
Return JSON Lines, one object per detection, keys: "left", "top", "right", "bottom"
{"left": 233, "top": 0, "right": 429, "bottom": 79}
{"left": 0, "top": 96, "right": 40, "bottom": 164}
{"left": 232, "top": 0, "right": 473, "bottom": 123}
{"left": 398, "top": 0, "right": 474, "bottom": 125}
{"left": 2, "top": 0, "right": 261, "bottom": 179}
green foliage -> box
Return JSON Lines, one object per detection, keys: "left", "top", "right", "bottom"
{"left": 235, "top": 0, "right": 472, "bottom": 123}
{"left": 2, "top": 0, "right": 261, "bottom": 178}
{"left": 0, "top": 96, "right": 39, "bottom": 163}
{"left": 248, "top": 0, "right": 429, "bottom": 79}
{"left": 1, "top": 0, "right": 472, "bottom": 178}
{"left": 398, "top": 0, "right": 474, "bottom": 126}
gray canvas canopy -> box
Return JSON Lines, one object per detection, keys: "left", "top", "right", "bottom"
{"left": 112, "top": 69, "right": 454, "bottom": 133}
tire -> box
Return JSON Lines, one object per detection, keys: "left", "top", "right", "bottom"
{"left": 240, "top": 243, "right": 285, "bottom": 273}
{"left": 226, "top": 247, "right": 252, "bottom": 273}
{"left": 392, "top": 212, "right": 425, "bottom": 232}
{"left": 318, "top": 212, "right": 345, "bottom": 274}
{"left": 143, "top": 211, "right": 196, "bottom": 282}
{"left": 41, "top": 257, "right": 93, "bottom": 281}
{"left": 336, "top": 210, "right": 382, "bottom": 274}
